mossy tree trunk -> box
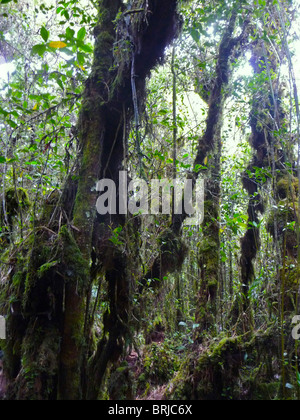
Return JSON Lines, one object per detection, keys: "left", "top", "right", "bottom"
{"left": 3, "top": 0, "right": 180, "bottom": 400}
{"left": 86, "top": 0, "right": 181, "bottom": 399}
{"left": 239, "top": 42, "right": 281, "bottom": 323}
{"left": 58, "top": 0, "right": 125, "bottom": 400}
{"left": 195, "top": 158, "right": 220, "bottom": 334}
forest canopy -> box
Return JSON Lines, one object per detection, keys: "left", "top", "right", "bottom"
{"left": 0, "top": 0, "right": 300, "bottom": 401}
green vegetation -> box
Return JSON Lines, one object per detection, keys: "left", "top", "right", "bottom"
{"left": 0, "top": 0, "right": 300, "bottom": 401}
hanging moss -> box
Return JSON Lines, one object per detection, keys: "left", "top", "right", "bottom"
{"left": 0, "top": 187, "right": 30, "bottom": 245}
{"left": 158, "top": 228, "right": 188, "bottom": 273}
{"left": 4, "top": 187, "right": 30, "bottom": 215}
{"left": 197, "top": 237, "right": 218, "bottom": 255}
{"left": 266, "top": 203, "right": 298, "bottom": 257}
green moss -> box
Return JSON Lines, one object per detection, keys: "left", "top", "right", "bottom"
{"left": 197, "top": 237, "right": 218, "bottom": 254}
{"left": 37, "top": 261, "right": 59, "bottom": 279}
{"left": 0, "top": 187, "right": 30, "bottom": 234}
{"left": 286, "top": 264, "right": 300, "bottom": 286}
{"left": 167, "top": 335, "right": 247, "bottom": 400}
{"left": 203, "top": 200, "right": 219, "bottom": 221}
{"left": 253, "top": 382, "right": 280, "bottom": 400}
{"left": 267, "top": 203, "right": 298, "bottom": 255}
{"left": 158, "top": 228, "right": 188, "bottom": 273}
{"left": 267, "top": 203, "right": 296, "bottom": 233}
{"left": 58, "top": 225, "right": 90, "bottom": 292}
{"left": 23, "top": 241, "right": 53, "bottom": 309}
{"left": 165, "top": 361, "right": 193, "bottom": 401}
{"left": 12, "top": 271, "right": 24, "bottom": 288}
{"left": 17, "top": 322, "right": 60, "bottom": 399}
{"left": 40, "top": 190, "right": 60, "bottom": 224}
{"left": 196, "top": 198, "right": 219, "bottom": 331}
{"left": 208, "top": 277, "right": 218, "bottom": 289}
{"left": 5, "top": 187, "right": 30, "bottom": 214}
{"left": 277, "top": 177, "right": 298, "bottom": 200}
{"left": 108, "top": 363, "right": 134, "bottom": 400}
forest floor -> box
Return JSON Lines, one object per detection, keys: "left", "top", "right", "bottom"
{"left": 126, "top": 331, "right": 184, "bottom": 401}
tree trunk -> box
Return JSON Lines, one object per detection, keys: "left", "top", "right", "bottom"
{"left": 3, "top": 0, "right": 180, "bottom": 400}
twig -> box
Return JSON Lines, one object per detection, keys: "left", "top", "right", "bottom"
{"left": 124, "top": 9, "right": 144, "bottom": 16}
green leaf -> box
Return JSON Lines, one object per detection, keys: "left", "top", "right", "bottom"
{"left": 56, "top": 79, "right": 64, "bottom": 90}
{"left": 66, "top": 27, "right": 75, "bottom": 40}
{"left": 190, "top": 28, "right": 200, "bottom": 43}
{"left": 7, "top": 119, "right": 18, "bottom": 128}
{"left": 0, "top": 156, "right": 6, "bottom": 164}
{"left": 77, "top": 27, "right": 86, "bottom": 41}
{"left": 25, "top": 161, "right": 39, "bottom": 166}
{"left": 77, "top": 52, "right": 85, "bottom": 66}
{"left": 40, "top": 27, "right": 50, "bottom": 42}
{"left": 32, "top": 44, "right": 47, "bottom": 57}
{"left": 77, "top": 42, "right": 93, "bottom": 53}
{"left": 0, "top": 0, "right": 14, "bottom": 3}
{"left": 0, "top": 107, "right": 9, "bottom": 117}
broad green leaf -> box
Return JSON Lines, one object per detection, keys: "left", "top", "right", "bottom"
{"left": 190, "top": 28, "right": 200, "bottom": 43}
{"left": 49, "top": 41, "right": 67, "bottom": 49}
{"left": 78, "top": 43, "right": 93, "bottom": 53}
{"left": 40, "top": 27, "right": 50, "bottom": 42}
{"left": 66, "top": 27, "right": 75, "bottom": 40}
{"left": 77, "top": 52, "right": 85, "bottom": 66}
{"left": 56, "top": 79, "right": 64, "bottom": 90}
{"left": 0, "top": 156, "right": 6, "bottom": 164}
{"left": 25, "top": 161, "right": 39, "bottom": 166}
{"left": 0, "top": 107, "right": 9, "bottom": 117}
{"left": 0, "top": 0, "right": 14, "bottom": 3}
{"left": 32, "top": 44, "right": 47, "bottom": 57}
{"left": 7, "top": 119, "right": 18, "bottom": 128}
{"left": 77, "top": 27, "right": 86, "bottom": 41}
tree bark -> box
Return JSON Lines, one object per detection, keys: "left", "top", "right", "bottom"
{"left": 3, "top": 0, "right": 180, "bottom": 400}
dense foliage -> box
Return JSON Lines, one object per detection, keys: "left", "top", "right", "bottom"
{"left": 0, "top": 0, "right": 300, "bottom": 400}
